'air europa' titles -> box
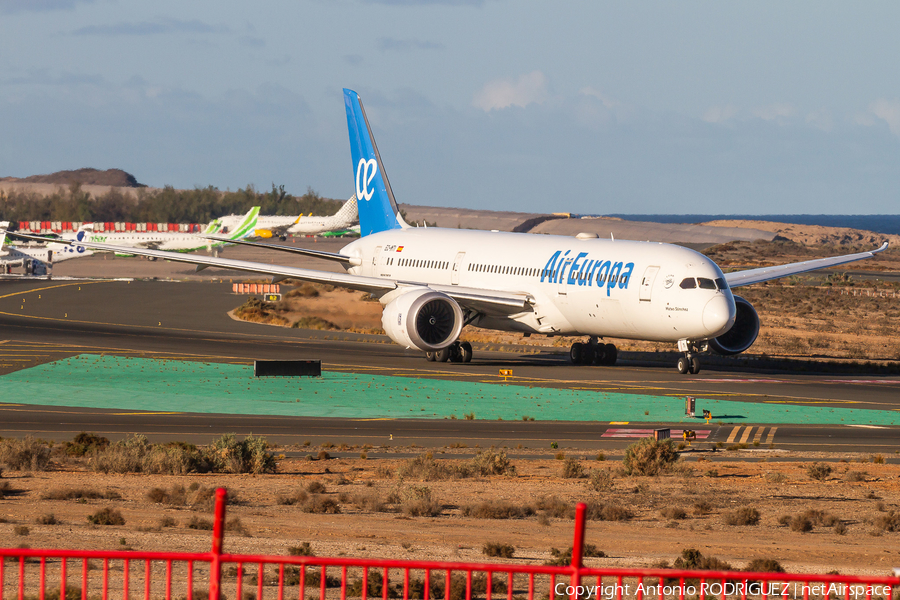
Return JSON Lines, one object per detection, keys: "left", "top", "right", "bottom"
{"left": 541, "top": 250, "right": 635, "bottom": 296}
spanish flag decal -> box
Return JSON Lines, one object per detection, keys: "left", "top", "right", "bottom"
{"left": 397, "top": 246, "right": 404, "bottom": 252}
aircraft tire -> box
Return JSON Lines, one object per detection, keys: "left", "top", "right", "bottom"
{"left": 580, "top": 345, "right": 595, "bottom": 365}
{"left": 435, "top": 347, "right": 451, "bottom": 362}
{"left": 591, "top": 345, "right": 606, "bottom": 365}
{"left": 604, "top": 343, "right": 618, "bottom": 366}
{"left": 689, "top": 357, "right": 701, "bottom": 375}
{"left": 450, "top": 343, "right": 463, "bottom": 363}
{"left": 460, "top": 342, "right": 473, "bottom": 363}
{"left": 425, "top": 351, "right": 436, "bottom": 362}
{"left": 677, "top": 356, "right": 690, "bottom": 374}
{"left": 569, "top": 343, "right": 584, "bottom": 365}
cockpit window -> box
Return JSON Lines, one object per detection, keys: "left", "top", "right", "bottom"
{"left": 679, "top": 278, "right": 697, "bottom": 289}
{"left": 715, "top": 277, "right": 728, "bottom": 290}
{"left": 697, "top": 277, "right": 717, "bottom": 290}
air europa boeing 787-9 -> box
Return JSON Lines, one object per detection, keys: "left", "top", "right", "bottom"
{"left": 24, "top": 89, "right": 888, "bottom": 374}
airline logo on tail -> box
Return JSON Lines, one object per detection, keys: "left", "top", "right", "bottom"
{"left": 344, "top": 88, "right": 407, "bottom": 236}
{"left": 356, "top": 159, "right": 378, "bottom": 201}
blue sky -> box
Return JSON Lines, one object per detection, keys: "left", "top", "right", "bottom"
{"left": 2, "top": 0, "right": 899, "bottom": 214}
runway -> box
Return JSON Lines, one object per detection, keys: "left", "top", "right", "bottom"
{"left": 1, "top": 277, "right": 899, "bottom": 453}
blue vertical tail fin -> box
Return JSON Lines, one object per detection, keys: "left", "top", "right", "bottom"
{"left": 344, "top": 88, "right": 408, "bottom": 236}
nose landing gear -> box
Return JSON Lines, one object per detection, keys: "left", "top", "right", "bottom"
{"left": 676, "top": 340, "right": 704, "bottom": 375}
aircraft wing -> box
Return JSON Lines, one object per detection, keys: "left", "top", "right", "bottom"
{"left": 199, "top": 235, "right": 360, "bottom": 265}
{"left": 725, "top": 242, "right": 888, "bottom": 288}
{"left": 21, "top": 234, "right": 531, "bottom": 314}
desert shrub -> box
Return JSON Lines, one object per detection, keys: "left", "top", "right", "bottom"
{"left": 226, "top": 517, "right": 249, "bottom": 536}
{"left": 834, "top": 521, "right": 848, "bottom": 535}
{"left": 351, "top": 490, "right": 387, "bottom": 513}
{"left": 91, "top": 434, "right": 149, "bottom": 473}
{"left": 673, "top": 548, "right": 732, "bottom": 571}
{"left": 723, "top": 507, "right": 760, "bottom": 526}
{"left": 186, "top": 516, "right": 213, "bottom": 530}
{"left": 276, "top": 489, "right": 309, "bottom": 506}
{"left": 764, "top": 472, "right": 786, "bottom": 483}
{"left": 544, "top": 544, "right": 606, "bottom": 566}
{"left": 14, "top": 525, "right": 30, "bottom": 536}
{"left": 844, "top": 471, "right": 868, "bottom": 482}
{"left": 463, "top": 450, "right": 516, "bottom": 477}
{"left": 42, "top": 488, "right": 121, "bottom": 500}
{"left": 0, "top": 436, "right": 52, "bottom": 471}
{"left": 287, "top": 542, "right": 314, "bottom": 556}
{"left": 872, "top": 454, "right": 885, "bottom": 464}
{"left": 36, "top": 513, "right": 59, "bottom": 525}
{"left": 875, "top": 511, "right": 900, "bottom": 532}
{"left": 536, "top": 496, "right": 573, "bottom": 519}
{"left": 661, "top": 506, "right": 687, "bottom": 520}
{"left": 789, "top": 515, "right": 813, "bottom": 532}
{"left": 146, "top": 485, "right": 187, "bottom": 505}
{"left": 301, "top": 495, "right": 340, "bottom": 514}
{"left": 482, "top": 542, "right": 515, "bottom": 558}
{"left": 306, "top": 481, "right": 327, "bottom": 494}
{"left": 292, "top": 316, "right": 338, "bottom": 330}
{"left": 461, "top": 500, "right": 534, "bottom": 519}
{"left": 622, "top": 438, "right": 679, "bottom": 476}
{"left": 397, "top": 453, "right": 454, "bottom": 480}
{"left": 64, "top": 433, "right": 110, "bottom": 457}
{"left": 400, "top": 486, "right": 442, "bottom": 517}
{"left": 561, "top": 457, "right": 585, "bottom": 479}
{"left": 87, "top": 508, "right": 125, "bottom": 526}
{"left": 692, "top": 500, "right": 713, "bottom": 516}
{"left": 586, "top": 501, "right": 632, "bottom": 522}
{"left": 744, "top": 558, "right": 786, "bottom": 573}
{"left": 143, "top": 443, "right": 208, "bottom": 475}
{"left": 289, "top": 283, "right": 320, "bottom": 298}
{"left": 588, "top": 469, "right": 613, "bottom": 491}
{"left": 806, "top": 462, "right": 833, "bottom": 481}
{"left": 159, "top": 516, "right": 177, "bottom": 528}
{"left": 205, "top": 434, "right": 275, "bottom": 474}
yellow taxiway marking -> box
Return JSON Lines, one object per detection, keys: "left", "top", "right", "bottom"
{"left": 108, "top": 412, "right": 184, "bottom": 416}
{"left": 725, "top": 426, "right": 741, "bottom": 443}
{"left": 752, "top": 428, "right": 765, "bottom": 444}
{"left": 609, "top": 421, "right": 629, "bottom": 425}
{"left": 739, "top": 426, "right": 754, "bottom": 444}
{"left": 765, "top": 427, "right": 778, "bottom": 444}
{"left": 0, "top": 281, "right": 104, "bottom": 301}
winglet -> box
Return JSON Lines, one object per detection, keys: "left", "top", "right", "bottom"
{"left": 344, "top": 88, "right": 408, "bottom": 236}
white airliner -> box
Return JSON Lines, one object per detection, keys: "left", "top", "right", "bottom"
{"left": 23, "top": 89, "right": 888, "bottom": 374}
{"left": 217, "top": 196, "right": 357, "bottom": 239}
{"left": 1, "top": 221, "right": 93, "bottom": 274}
{"left": 61, "top": 207, "right": 260, "bottom": 254}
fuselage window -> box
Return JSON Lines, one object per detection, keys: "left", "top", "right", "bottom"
{"left": 698, "top": 278, "right": 716, "bottom": 290}
{"left": 680, "top": 278, "right": 697, "bottom": 289}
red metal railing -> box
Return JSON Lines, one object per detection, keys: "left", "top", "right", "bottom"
{"left": 1, "top": 489, "right": 897, "bottom": 600}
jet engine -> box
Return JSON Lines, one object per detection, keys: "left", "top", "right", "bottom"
{"left": 382, "top": 288, "right": 463, "bottom": 352}
{"left": 708, "top": 295, "right": 760, "bottom": 355}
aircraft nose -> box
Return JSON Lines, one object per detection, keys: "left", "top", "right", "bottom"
{"left": 703, "top": 294, "right": 736, "bottom": 336}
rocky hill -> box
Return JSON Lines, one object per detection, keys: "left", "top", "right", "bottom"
{"left": 0, "top": 168, "right": 144, "bottom": 188}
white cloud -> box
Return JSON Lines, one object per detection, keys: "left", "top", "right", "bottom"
{"left": 701, "top": 104, "right": 738, "bottom": 123}
{"left": 805, "top": 107, "right": 833, "bottom": 131}
{"left": 472, "top": 71, "right": 549, "bottom": 111}
{"left": 869, "top": 98, "right": 900, "bottom": 136}
{"left": 752, "top": 103, "right": 795, "bottom": 121}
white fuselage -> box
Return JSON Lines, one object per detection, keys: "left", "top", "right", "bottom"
{"left": 340, "top": 228, "right": 736, "bottom": 343}
{"left": 62, "top": 231, "right": 218, "bottom": 253}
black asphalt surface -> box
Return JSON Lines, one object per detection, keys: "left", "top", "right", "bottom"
{"left": 1, "top": 278, "right": 898, "bottom": 453}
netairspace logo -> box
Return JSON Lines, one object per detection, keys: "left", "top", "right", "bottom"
{"left": 554, "top": 583, "right": 894, "bottom": 599}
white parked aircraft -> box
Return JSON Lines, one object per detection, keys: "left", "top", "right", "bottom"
{"left": 24, "top": 89, "right": 888, "bottom": 374}
{"left": 61, "top": 207, "right": 259, "bottom": 254}
{"left": 217, "top": 196, "right": 357, "bottom": 239}
{"left": 1, "top": 221, "right": 92, "bottom": 274}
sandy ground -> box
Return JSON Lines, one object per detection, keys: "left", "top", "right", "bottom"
{"left": 702, "top": 220, "right": 900, "bottom": 249}
{"left": 2, "top": 450, "right": 899, "bottom": 578}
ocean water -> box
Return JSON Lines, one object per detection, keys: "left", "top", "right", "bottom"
{"left": 605, "top": 215, "right": 900, "bottom": 236}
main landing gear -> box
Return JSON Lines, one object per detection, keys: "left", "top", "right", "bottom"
{"left": 425, "top": 340, "right": 473, "bottom": 363}
{"left": 569, "top": 338, "right": 618, "bottom": 366}
{"left": 676, "top": 340, "right": 702, "bottom": 375}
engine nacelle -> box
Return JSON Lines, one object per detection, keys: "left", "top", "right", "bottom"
{"left": 381, "top": 288, "right": 463, "bottom": 352}
{"left": 708, "top": 295, "right": 760, "bottom": 355}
